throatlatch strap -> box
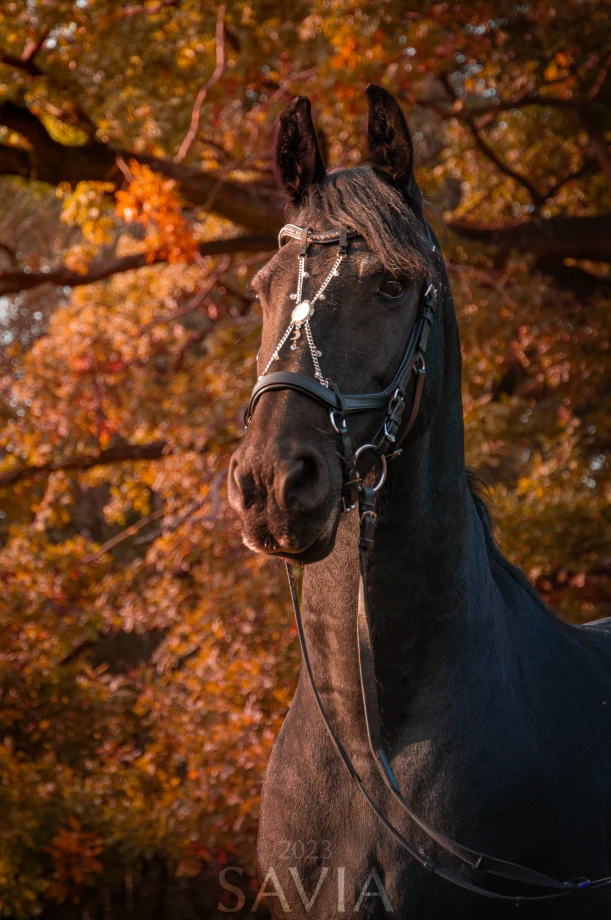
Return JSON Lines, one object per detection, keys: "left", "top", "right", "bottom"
{"left": 398, "top": 361, "right": 426, "bottom": 445}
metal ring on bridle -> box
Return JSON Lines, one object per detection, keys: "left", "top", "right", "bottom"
{"left": 329, "top": 409, "right": 346, "bottom": 434}
{"left": 354, "top": 443, "right": 387, "bottom": 492}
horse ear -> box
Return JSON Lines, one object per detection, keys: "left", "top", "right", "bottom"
{"left": 365, "top": 84, "right": 422, "bottom": 208}
{"left": 276, "top": 96, "right": 326, "bottom": 202}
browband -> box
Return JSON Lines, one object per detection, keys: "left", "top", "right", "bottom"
{"left": 278, "top": 223, "right": 360, "bottom": 248}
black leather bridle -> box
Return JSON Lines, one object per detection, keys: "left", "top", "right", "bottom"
{"left": 245, "top": 224, "right": 611, "bottom": 904}
{"left": 246, "top": 224, "right": 439, "bottom": 513}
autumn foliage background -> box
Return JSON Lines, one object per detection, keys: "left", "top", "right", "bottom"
{"left": 0, "top": 1, "right": 610, "bottom": 917}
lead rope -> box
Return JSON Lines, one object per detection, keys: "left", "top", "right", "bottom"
{"left": 285, "top": 490, "right": 611, "bottom": 903}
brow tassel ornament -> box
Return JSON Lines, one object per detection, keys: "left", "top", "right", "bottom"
{"left": 259, "top": 247, "right": 344, "bottom": 388}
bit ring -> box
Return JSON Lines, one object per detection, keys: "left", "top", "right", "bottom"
{"left": 354, "top": 443, "right": 387, "bottom": 492}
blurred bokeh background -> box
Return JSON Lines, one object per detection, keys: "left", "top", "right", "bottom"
{"left": 0, "top": 1, "right": 610, "bottom": 917}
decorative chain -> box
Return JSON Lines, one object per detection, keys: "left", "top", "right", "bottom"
{"left": 259, "top": 251, "right": 344, "bottom": 387}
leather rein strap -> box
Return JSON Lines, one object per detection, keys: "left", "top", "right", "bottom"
{"left": 249, "top": 224, "right": 610, "bottom": 902}
{"left": 286, "top": 503, "right": 611, "bottom": 903}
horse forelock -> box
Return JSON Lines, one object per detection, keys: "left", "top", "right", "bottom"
{"left": 288, "top": 166, "right": 435, "bottom": 279}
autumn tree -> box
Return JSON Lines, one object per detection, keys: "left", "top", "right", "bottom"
{"left": 0, "top": 1, "right": 610, "bottom": 916}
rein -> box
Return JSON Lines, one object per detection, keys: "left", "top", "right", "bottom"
{"left": 246, "top": 223, "right": 611, "bottom": 904}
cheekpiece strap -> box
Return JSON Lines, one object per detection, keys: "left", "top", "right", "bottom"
{"left": 299, "top": 226, "right": 310, "bottom": 257}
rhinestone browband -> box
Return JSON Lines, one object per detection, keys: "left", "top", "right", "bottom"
{"left": 278, "top": 224, "right": 360, "bottom": 248}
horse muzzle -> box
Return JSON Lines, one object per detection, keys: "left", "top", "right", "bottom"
{"left": 227, "top": 438, "right": 342, "bottom": 561}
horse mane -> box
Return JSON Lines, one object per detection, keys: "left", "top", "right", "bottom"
{"left": 288, "top": 166, "right": 571, "bottom": 630}
{"left": 289, "top": 166, "right": 435, "bottom": 279}
{"left": 466, "top": 468, "right": 566, "bottom": 620}
{"left": 293, "top": 168, "right": 557, "bottom": 619}
{"left": 466, "top": 468, "right": 494, "bottom": 536}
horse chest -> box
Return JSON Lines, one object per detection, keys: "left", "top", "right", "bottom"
{"left": 257, "top": 683, "right": 611, "bottom": 919}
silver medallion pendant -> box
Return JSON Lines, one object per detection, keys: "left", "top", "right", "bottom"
{"left": 259, "top": 246, "right": 344, "bottom": 383}
{"left": 291, "top": 300, "right": 314, "bottom": 324}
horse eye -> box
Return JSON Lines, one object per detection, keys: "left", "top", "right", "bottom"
{"left": 379, "top": 279, "right": 404, "bottom": 299}
{"left": 248, "top": 288, "right": 260, "bottom": 303}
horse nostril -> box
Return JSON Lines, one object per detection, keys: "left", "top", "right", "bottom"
{"left": 276, "top": 448, "right": 329, "bottom": 513}
{"left": 228, "top": 456, "right": 258, "bottom": 510}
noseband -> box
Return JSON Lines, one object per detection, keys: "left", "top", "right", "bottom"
{"left": 244, "top": 223, "right": 610, "bottom": 904}
{"left": 245, "top": 223, "right": 439, "bottom": 512}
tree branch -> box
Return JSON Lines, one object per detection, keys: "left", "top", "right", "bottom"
{"left": 0, "top": 143, "right": 32, "bottom": 177}
{"left": 0, "top": 102, "right": 283, "bottom": 231}
{"left": 415, "top": 80, "right": 611, "bottom": 195}
{"left": 0, "top": 241, "right": 18, "bottom": 265}
{"left": 534, "top": 256, "right": 611, "bottom": 299}
{"left": 0, "top": 441, "right": 169, "bottom": 488}
{"left": 82, "top": 505, "right": 167, "bottom": 565}
{"left": 174, "top": 4, "right": 226, "bottom": 164}
{"left": 0, "top": 28, "right": 50, "bottom": 77}
{"left": 0, "top": 101, "right": 118, "bottom": 184}
{"left": 83, "top": 470, "right": 224, "bottom": 564}
{"left": 0, "top": 235, "right": 275, "bottom": 296}
{"left": 140, "top": 255, "right": 231, "bottom": 331}
{"left": 465, "top": 117, "right": 545, "bottom": 207}
{"left": 0, "top": 51, "right": 44, "bottom": 77}
{"left": 0, "top": 101, "right": 66, "bottom": 151}
{"left": 586, "top": 53, "right": 611, "bottom": 102}
{"left": 579, "top": 116, "right": 611, "bottom": 192}
{"left": 119, "top": 0, "right": 179, "bottom": 17}
{"left": 413, "top": 88, "right": 584, "bottom": 123}
{"left": 544, "top": 156, "right": 598, "bottom": 200}
{"left": 449, "top": 214, "right": 611, "bottom": 263}
{"left": 436, "top": 73, "right": 545, "bottom": 208}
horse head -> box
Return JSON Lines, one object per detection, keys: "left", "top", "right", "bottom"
{"left": 228, "top": 86, "right": 441, "bottom": 562}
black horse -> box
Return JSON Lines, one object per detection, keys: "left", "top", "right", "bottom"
{"left": 228, "top": 86, "right": 611, "bottom": 918}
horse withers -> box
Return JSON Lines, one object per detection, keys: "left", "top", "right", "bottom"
{"left": 228, "top": 85, "right": 611, "bottom": 918}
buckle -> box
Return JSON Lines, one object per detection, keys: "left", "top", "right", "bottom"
{"left": 359, "top": 509, "right": 377, "bottom": 551}
{"left": 383, "top": 420, "right": 396, "bottom": 443}
{"left": 565, "top": 878, "right": 591, "bottom": 891}
{"left": 341, "top": 469, "right": 361, "bottom": 514}
{"left": 387, "top": 387, "right": 405, "bottom": 412}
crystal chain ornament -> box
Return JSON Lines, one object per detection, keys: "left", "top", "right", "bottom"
{"left": 259, "top": 251, "right": 344, "bottom": 387}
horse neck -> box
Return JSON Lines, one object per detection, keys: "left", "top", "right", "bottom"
{"left": 299, "top": 286, "right": 498, "bottom": 750}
